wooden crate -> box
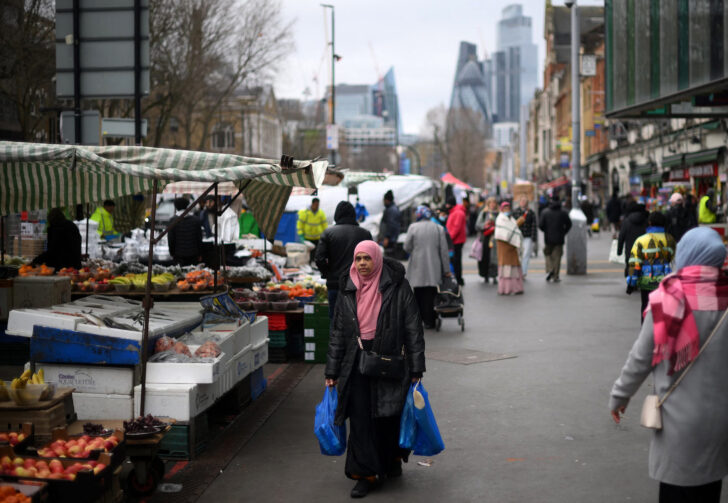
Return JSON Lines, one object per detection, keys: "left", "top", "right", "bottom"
{"left": 0, "top": 388, "right": 75, "bottom": 441}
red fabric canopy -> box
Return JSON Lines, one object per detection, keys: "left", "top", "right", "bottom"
{"left": 440, "top": 172, "right": 472, "bottom": 190}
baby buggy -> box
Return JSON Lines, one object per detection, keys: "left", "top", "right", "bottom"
{"left": 433, "top": 276, "right": 464, "bottom": 332}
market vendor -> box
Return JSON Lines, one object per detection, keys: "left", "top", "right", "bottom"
{"left": 168, "top": 197, "right": 203, "bottom": 266}
{"left": 200, "top": 196, "right": 216, "bottom": 238}
{"left": 89, "top": 200, "right": 120, "bottom": 240}
{"left": 31, "top": 208, "right": 82, "bottom": 269}
{"left": 297, "top": 197, "right": 327, "bottom": 262}
{"left": 238, "top": 204, "right": 260, "bottom": 237}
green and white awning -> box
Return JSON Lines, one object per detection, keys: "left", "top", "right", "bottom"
{"left": 0, "top": 141, "right": 327, "bottom": 238}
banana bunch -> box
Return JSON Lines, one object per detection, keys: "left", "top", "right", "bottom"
{"left": 109, "top": 276, "right": 132, "bottom": 285}
{"left": 11, "top": 369, "right": 44, "bottom": 389}
{"left": 152, "top": 273, "right": 175, "bottom": 284}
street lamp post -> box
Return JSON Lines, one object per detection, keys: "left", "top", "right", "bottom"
{"left": 321, "top": 4, "right": 336, "bottom": 166}
{"left": 566, "top": 0, "right": 587, "bottom": 275}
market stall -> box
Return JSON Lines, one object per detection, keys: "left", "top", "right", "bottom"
{"left": 0, "top": 141, "right": 326, "bottom": 496}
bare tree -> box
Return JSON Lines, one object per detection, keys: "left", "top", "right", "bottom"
{"left": 0, "top": 0, "right": 55, "bottom": 141}
{"left": 143, "top": 0, "right": 293, "bottom": 149}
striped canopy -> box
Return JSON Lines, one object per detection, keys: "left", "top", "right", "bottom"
{"left": 0, "top": 141, "right": 327, "bottom": 238}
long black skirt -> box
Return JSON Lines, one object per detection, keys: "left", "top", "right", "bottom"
{"left": 345, "top": 345, "right": 408, "bottom": 480}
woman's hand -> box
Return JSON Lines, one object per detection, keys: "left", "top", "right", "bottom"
{"left": 325, "top": 378, "right": 337, "bottom": 388}
{"left": 610, "top": 405, "right": 626, "bottom": 424}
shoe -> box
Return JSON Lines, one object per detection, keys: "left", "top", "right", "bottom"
{"left": 351, "top": 479, "right": 372, "bottom": 498}
{"left": 553, "top": 277, "right": 561, "bottom": 283}
{"left": 387, "top": 461, "right": 402, "bottom": 478}
{"left": 546, "top": 272, "right": 553, "bottom": 282}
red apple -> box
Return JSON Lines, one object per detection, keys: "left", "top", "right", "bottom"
{"left": 12, "top": 457, "right": 23, "bottom": 466}
{"left": 0, "top": 433, "right": 8, "bottom": 442}
{"left": 16, "top": 433, "right": 25, "bottom": 442}
{"left": 26, "top": 467, "right": 38, "bottom": 477}
{"left": 37, "top": 469, "right": 51, "bottom": 478}
{"left": 14, "top": 466, "right": 28, "bottom": 477}
{"left": 49, "top": 460, "right": 63, "bottom": 474}
{"left": 23, "top": 458, "right": 36, "bottom": 469}
{"left": 1, "top": 456, "right": 12, "bottom": 468}
{"left": 93, "top": 463, "right": 106, "bottom": 475}
{"left": 64, "top": 473, "right": 76, "bottom": 481}
{"left": 35, "top": 461, "right": 48, "bottom": 471}
{"left": 47, "top": 473, "right": 64, "bottom": 479}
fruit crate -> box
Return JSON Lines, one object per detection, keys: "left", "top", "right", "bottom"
{"left": 268, "top": 330, "right": 287, "bottom": 349}
{"left": 0, "top": 445, "right": 113, "bottom": 503}
{"left": 22, "top": 428, "right": 126, "bottom": 469}
{"left": 250, "top": 368, "right": 266, "bottom": 400}
{"left": 0, "top": 389, "right": 76, "bottom": 442}
{"left": 0, "top": 423, "right": 33, "bottom": 453}
{"left": 0, "top": 480, "right": 49, "bottom": 503}
{"left": 157, "top": 413, "right": 208, "bottom": 461}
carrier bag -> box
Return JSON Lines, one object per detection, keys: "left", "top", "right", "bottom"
{"left": 398, "top": 383, "right": 417, "bottom": 450}
{"left": 609, "top": 239, "right": 624, "bottom": 264}
{"left": 314, "top": 387, "right": 347, "bottom": 456}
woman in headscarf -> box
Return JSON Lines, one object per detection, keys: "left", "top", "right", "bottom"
{"left": 475, "top": 197, "right": 499, "bottom": 283}
{"left": 494, "top": 201, "right": 524, "bottom": 295}
{"left": 325, "top": 241, "right": 426, "bottom": 498}
{"left": 610, "top": 227, "right": 728, "bottom": 502}
{"left": 403, "top": 206, "right": 451, "bottom": 329}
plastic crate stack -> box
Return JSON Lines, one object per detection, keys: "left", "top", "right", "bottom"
{"left": 303, "top": 303, "right": 329, "bottom": 363}
{"left": 268, "top": 330, "right": 287, "bottom": 363}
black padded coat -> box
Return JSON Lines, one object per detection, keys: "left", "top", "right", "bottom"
{"left": 325, "top": 258, "right": 426, "bottom": 426}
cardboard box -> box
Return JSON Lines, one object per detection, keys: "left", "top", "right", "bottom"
{"left": 11, "top": 237, "right": 45, "bottom": 258}
{"left": 73, "top": 392, "right": 134, "bottom": 420}
{"left": 13, "top": 276, "right": 71, "bottom": 309}
{"left": 134, "top": 383, "right": 203, "bottom": 421}
{"left": 37, "top": 362, "right": 140, "bottom": 395}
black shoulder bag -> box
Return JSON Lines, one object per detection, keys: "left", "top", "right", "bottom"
{"left": 357, "top": 337, "right": 405, "bottom": 380}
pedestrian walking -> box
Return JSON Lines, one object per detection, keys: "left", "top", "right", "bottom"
{"left": 618, "top": 201, "right": 649, "bottom": 277}
{"left": 665, "top": 192, "right": 696, "bottom": 243}
{"left": 475, "top": 197, "right": 499, "bottom": 283}
{"left": 626, "top": 212, "right": 676, "bottom": 323}
{"left": 698, "top": 188, "right": 718, "bottom": 224}
{"left": 325, "top": 241, "right": 425, "bottom": 498}
{"left": 315, "top": 201, "right": 372, "bottom": 318}
{"left": 606, "top": 190, "right": 622, "bottom": 237}
{"left": 167, "top": 197, "right": 203, "bottom": 266}
{"left": 404, "top": 206, "right": 451, "bottom": 328}
{"left": 610, "top": 227, "right": 728, "bottom": 503}
{"left": 495, "top": 201, "right": 524, "bottom": 295}
{"left": 511, "top": 196, "right": 536, "bottom": 277}
{"left": 445, "top": 197, "right": 467, "bottom": 286}
{"left": 379, "top": 190, "right": 401, "bottom": 255}
{"left": 538, "top": 196, "right": 571, "bottom": 282}
{"left": 297, "top": 197, "right": 328, "bottom": 263}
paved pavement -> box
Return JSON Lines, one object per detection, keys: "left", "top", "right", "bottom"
{"left": 161, "top": 233, "right": 727, "bottom": 502}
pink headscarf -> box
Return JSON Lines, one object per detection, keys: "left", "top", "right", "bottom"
{"left": 349, "top": 240, "right": 383, "bottom": 340}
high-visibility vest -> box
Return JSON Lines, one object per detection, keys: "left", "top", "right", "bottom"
{"left": 89, "top": 207, "right": 117, "bottom": 237}
{"left": 698, "top": 196, "right": 717, "bottom": 224}
{"left": 296, "top": 208, "right": 327, "bottom": 240}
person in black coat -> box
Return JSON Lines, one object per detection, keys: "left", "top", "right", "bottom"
{"left": 315, "top": 201, "right": 373, "bottom": 317}
{"left": 606, "top": 190, "right": 622, "bottom": 236}
{"left": 538, "top": 197, "right": 572, "bottom": 282}
{"left": 617, "top": 202, "right": 649, "bottom": 276}
{"left": 665, "top": 192, "right": 696, "bottom": 243}
{"left": 168, "top": 197, "right": 203, "bottom": 266}
{"left": 32, "top": 208, "right": 82, "bottom": 269}
{"left": 325, "top": 241, "right": 425, "bottom": 498}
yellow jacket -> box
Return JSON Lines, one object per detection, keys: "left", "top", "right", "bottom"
{"left": 698, "top": 195, "right": 717, "bottom": 224}
{"left": 627, "top": 227, "right": 676, "bottom": 291}
{"left": 297, "top": 208, "right": 327, "bottom": 241}
{"left": 89, "top": 207, "right": 117, "bottom": 237}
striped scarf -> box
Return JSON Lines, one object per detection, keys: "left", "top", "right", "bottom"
{"left": 648, "top": 265, "right": 728, "bottom": 375}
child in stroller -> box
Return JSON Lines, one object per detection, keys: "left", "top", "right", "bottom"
{"left": 433, "top": 275, "right": 464, "bottom": 331}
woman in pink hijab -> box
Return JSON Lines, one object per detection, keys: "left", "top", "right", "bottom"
{"left": 325, "top": 240, "right": 426, "bottom": 498}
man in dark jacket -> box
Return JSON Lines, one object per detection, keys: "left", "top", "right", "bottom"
{"left": 617, "top": 202, "right": 649, "bottom": 276}
{"left": 606, "top": 190, "right": 622, "bottom": 236}
{"left": 665, "top": 192, "right": 696, "bottom": 243}
{"left": 315, "top": 201, "right": 372, "bottom": 317}
{"left": 539, "top": 196, "right": 572, "bottom": 282}
{"left": 512, "top": 196, "right": 537, "bottom": 277}
{"left": 380, "top": 190, "right": 401, "bottom": 251}
{"left": 32, "top": 208, "right": 82, "bottom": 269}
{"left": 168, "top": 197, "right": 203, "bottom": 266}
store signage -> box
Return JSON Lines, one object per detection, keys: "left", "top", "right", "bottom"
{"left": 581, "top": 54, "right": 597, "bottom": 76}
{"left": 669, "top": 168, "right": 688, "bottom": 181}
{"left": 688, "top": 163, "right": 718, "bottom": 178}
{"left": 560, "top": 153, "right": 570, "bottom": 168}
{"left": 585, "top": 130, "right": 596, "bottom": 137}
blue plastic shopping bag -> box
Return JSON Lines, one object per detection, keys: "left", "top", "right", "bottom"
{"left": 314, "top": 387, "right": 347, "bottom": 456}
{"left": 412, "top": 382, "right": 445, "bottom": 456}
{"left": 398, "top": 383, "right": 417, "bottom": 450}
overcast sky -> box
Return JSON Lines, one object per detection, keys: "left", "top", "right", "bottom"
{"left": 275, "top": 0, "right": 602, "bottom": 135}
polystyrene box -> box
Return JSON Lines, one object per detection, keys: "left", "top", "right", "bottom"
{"left": 250, "top": 316, "right": 268, "bottom": 348}
{"left": 73, "top": 392, "right": 134, "bottom": 421}
{"left": 251, "top": 339, "right": 268, "bottom": 370}
{"left": 144, "top": 352, "right": 224, "bottom": 384}
{"left": 133, "top": 383, "right": 205, "bottom": 421}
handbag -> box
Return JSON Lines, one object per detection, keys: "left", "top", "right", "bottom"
{"left": 640, "top": 308, "right": 728, "bottom": 430}
{"left": 469, "top": 238, "right": 483, "bottom": 261}
{"left": 357, "top": 337, "right": 406, "bottom": 380}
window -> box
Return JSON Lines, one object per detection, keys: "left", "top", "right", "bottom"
{"left": 211, "top": 124, "right": 235, "bottom": 150}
